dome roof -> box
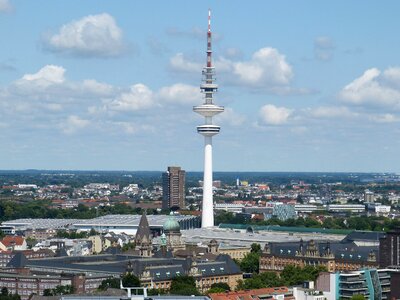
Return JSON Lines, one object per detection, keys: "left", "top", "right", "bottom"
{"left": 163, "top": 215, "right": 180, "bottom": 232}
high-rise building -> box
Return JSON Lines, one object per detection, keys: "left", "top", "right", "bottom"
{"left": 193, "top": 10, "right": 224, "bottom": 228}
{"left": 379, "top": 228, "right": 400, "bottom": 268}
{"left": 364, "top": 189, "right": 375, "bottom": 203}
{"left": 162, "top": 166, "right": 186, "bottom": 210}
{"left": 315, "top": 269, "right": 394, "bottom": 300}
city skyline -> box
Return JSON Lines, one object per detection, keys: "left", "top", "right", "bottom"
{"left": 1, "top": 1, "right": 400, "bottom": 172}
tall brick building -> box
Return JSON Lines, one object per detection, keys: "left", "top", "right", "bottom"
{"left": 379, "top": 228, "right": 400, "bottom": 268}
{"left": 162, "top": 166, "right": 186, "bottom": 210}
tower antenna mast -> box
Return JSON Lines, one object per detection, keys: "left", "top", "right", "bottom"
{"left": 193, "top": 9, "right": 224, "bottom": 228}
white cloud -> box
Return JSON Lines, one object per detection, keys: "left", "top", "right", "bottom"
{"left": 169, "top": 47, "right": 300, "bottom": 93}
{"left": 45, "top": 13, "right": 125, "bottom": 57}
{"left": 314, "top": 36, "right": 335, "bottom": 61}
{"left": 215, "top": 107, "right": 246, "bottom": 126}
{"left": 259, "top": 104, "right": 292, "bottom": 125}
{"left": 0, "top": 0, "right": 12, "bottom": 13}
{"left": 0, "top": 65, "right": 115, "bottom": 122}
{"left": 170, "top": 53, "right": 202, "bottom": 73}
{"left": 308, "top": 106, "right": 358, "bottom": 119}
{"left": 108, "top": 84, "right": 154, "bottom": 112}
{"left": 10, "top": 65, "right": 113, "bottom": 99}
{"left": 340, "top": 67, "right": 400, "bottom": 109}
{"left": 61, "top": 115, "right": 90, "bottom": 134}
{"left": 16, "top": 65, "right": 65, "bottom": 89}
{"left": 111, "top": 121, "right": 155, "bottom": 135}
{"left": 158, "top": 83, "right": 201, "bottom": 105}
{"left": 232, "top": 48, "right": 293, "bottom": 86}
{"left": 370, "top": 113, "right": 400, "bottom": 123}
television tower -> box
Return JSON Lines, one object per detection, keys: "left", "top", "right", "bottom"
{"left": 193, "top": 9, "right": 224, "bottom": 228}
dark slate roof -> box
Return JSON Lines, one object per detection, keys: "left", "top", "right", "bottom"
{"left": 55, "top": 248, "right": 68, "bottom": 257}
{"left": 267, "top": 240, "right": 378, "bottom": 263}
{"left": 135, "top": 211, "right": 151, "bottom": 242}
{"left": 26, "top": 252, "right": 241, "bottom": 280}
{"left": 103, "top": 247, "right": 122, "bottom": 255}
{"left": 7, "top": 252, "right": 28, "bottom": 268}
{"left": 342, "top": 231, "right": 385, "bottom": 243}
{"left": 147, "top": 264, "right": 186, "bottom": 281}
{"left": 153, "top": 248, "right": 174, "bottom": 259}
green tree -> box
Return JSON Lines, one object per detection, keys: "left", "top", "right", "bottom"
{"left": 207, "top": 287, "right": 226, "bottom": 294}
{"left": 122, "top": 242, "right": 135, "bottom": 252}
{"left": 210, "top": 282, "right": 230, "bottom": 291}
{"left": 170, "top": 276, "right": 200, "bottom": 296}
{"left": 236, "top": 272, "right": 284, "bottom": 290}
{"left": 43, "top": 285, "right": 74, "bottom": 296}
{"left": 237, "top": 265, "right": 326, "bottom": 290}
{"left": 98, "top": 278, "right": 120, "bottom": 290}
{"left": 0, "top": 288, "right": 8, "bottom": 296}
{"left": 147, "top": 288, "right": 167, "bottom": 296}
{"left": 89, "top": 228, "right": 98, "bottom": 236}
{"left": 250, "top": 243, "right": 262, "bottom": 254}
{"left": 240, "top": 252, "right": 260, "bottom": 273}
{"left": 122, "top": 273, "right": 140, "bottom": 287}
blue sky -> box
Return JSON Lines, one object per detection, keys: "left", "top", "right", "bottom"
{"left": 1, "top": 0, "right": 400, "bottom": 172}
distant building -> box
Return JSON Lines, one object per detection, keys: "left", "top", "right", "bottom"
{"left": 327, "top": 204, "right": 365, "bottom": 213}
{"left": 214, "top": 203, "right": 245, "bottom": 213}
{"left": 364, "top": 189, "right": 375, "bottom": 203}
{"left": 294, "top": 204, "right": 320, "bottom": 214}
{"left": 0, "top": 236, "right": 27, "bottom": 251}
{"left": 271, "top": 204, "right": 297, "bottom": 221}
{"left": 198, "top": 180, "right": 221, "bottom": 188}
{"left": 2, "top": 214, "right": 200, "bottom": 236}
{"left": 162, "top": 166, "right": 186, "bottom": 210}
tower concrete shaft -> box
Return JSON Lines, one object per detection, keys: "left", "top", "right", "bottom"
{"left": 193, "top": 9, "right": 224, "bottom": 228}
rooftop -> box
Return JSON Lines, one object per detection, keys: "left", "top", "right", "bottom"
{"left": 2, "top": 214, "right": 199, "bottom": 231}
{"left": 182, "top": 227, "right": 344, "bottom": 247}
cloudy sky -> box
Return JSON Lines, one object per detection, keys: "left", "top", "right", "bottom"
{"left": 1, "top": 1, "right": 400, "bottom": 172}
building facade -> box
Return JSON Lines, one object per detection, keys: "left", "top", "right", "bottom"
{"left": 316, "top": 269, "right": 394, "bottom": 300}
{"left": 260, "top": 239, "right": 378, "bottom": 273}
{"left": 162, "top": 166, "right": 186, "bottom": 210}
{"left": 0, "top": 250, "right": 53, "bottom": 268}
{"left": 379, "top": 228, "right": 400, "bottom": 268}
{"left": 0, "top": 272, "right": 109, "bottom": 300}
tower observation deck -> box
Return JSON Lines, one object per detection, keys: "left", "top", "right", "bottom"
{"left": 193, "top": 9, "right": 224, "bottom": 228}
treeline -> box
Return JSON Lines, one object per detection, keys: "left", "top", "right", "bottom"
{"left": 237, "top": 265, "right": 327, "bottom": 290}
{"left": 216, "top": 211, "right": 400, "bottom": 232}
{"left": 0, "top": 201, "right": 160, "bottom": 222}
{"left": 0, "top": 171, "right": 163, "bottom": 189}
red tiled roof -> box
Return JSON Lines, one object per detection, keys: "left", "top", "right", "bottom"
{"left": 209, "top": 286, "right": 294, "bottom": 300}
{"left": 1, "top": 236, "right": 25, "bottom": 247}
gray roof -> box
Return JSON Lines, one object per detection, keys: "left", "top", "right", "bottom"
{"left": 342, "top": 230, "right": 385, "bottom": 242}
{"left": 266, "top": 240, "right": 377, "bottom": 262}
{"left": 7, "top": 252, "right": 28, "bottom": 268}
{"left": 135, "top": 212, "right": 151, "bottom": 242}
{"left": 25, "top": 253, "right": 241, "bottom": 281}
{"left": 2, "top": 214, "right": 199, "bottom": 231}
